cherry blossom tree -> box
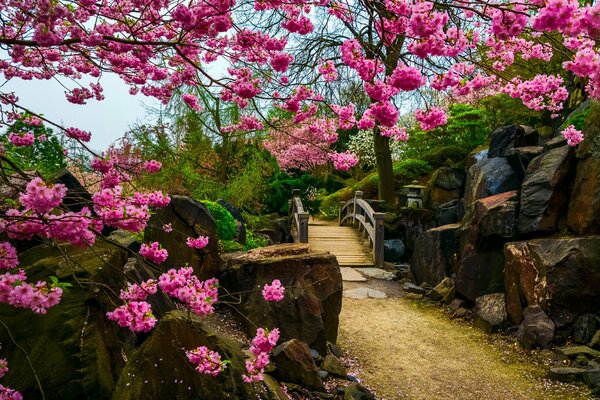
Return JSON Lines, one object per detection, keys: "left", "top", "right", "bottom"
{"left": 0, "top": 0, "right": 596, "bottom": 395}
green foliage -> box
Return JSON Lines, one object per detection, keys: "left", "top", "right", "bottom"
{"left": 242, "top": 230, "right": 269, "bottom": 251}
{"left": 421, "top": 145, "right": 470, "bottom": 168}
{"left": 203, "top": 201, "right": 237, "bottom": 241}
{"left": 565, "top": 106, "right": 591, "bottom": 131}
{"left": 264, "top": 172, "right": 344, "bottom": 215}
{"left": 1, "top": 115, "right": 66, "bottom": 177}
{"left": 392, "top": 159, "right": 432, "bottom": 184}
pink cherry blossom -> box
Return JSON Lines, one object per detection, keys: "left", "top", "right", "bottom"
{"left": 19, "top": 177, "right": 67, "bottom": 214}
{"left": 415, "top": 108, "right": 448, "bottom": 131}
{"left": 262, "top": 279, "right": 285, "bottom": 301}
{"left": 186, "top": 236, "right": 209, "bottom": 249}
{"left": 8, "top": 132, "right": 35, "bottom": 146}
{"left": 0, "top": 242, "right": 18, "bottom": 270}
{"left": 186, "top": 346, "right": 226, "bottom": 376}
{"left": 561, "top": 125, "right": 584, "bottom": 146}
{"left": 139, "top": 242, "right": 168, "bottom": 264}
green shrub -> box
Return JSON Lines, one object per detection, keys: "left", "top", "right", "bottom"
{"left": 393, "top": 159, "right": 432, "bottom": 184}
{"left": 220, "top": 240, "right": 243, "bottom": 253}
{"left": 243, "top": 230, "right": 270, "bottom": 251}
{"left": 203, "top": 201, "right": 237, "bottom": 241}
{"left": 421, "top": 145, "right": 469, "bottom": 168}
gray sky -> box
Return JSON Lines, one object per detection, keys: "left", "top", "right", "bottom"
{"left": 4, "top": 74, "right": 160, "bottom": 151}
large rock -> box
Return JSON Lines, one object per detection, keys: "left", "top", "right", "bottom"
{"left": 272, "top": 339, "right": 324, "bottom": 390}
{"left": 435, "top": 199, "right": 464, "bottom": 226}
{"left": 113, "top": 310, "right": 279, "bottom": 400}
{"left": 0, "top": 241, "right": 137, "bottom": 399}
{"left": 573, "top": 314, "right": 598, "bottom": 345}
{"left": 428, "top": 167, "right": 466, "bottom": 207}
{"left": 145, "top": 195, "right": 220, "bottom": 280}
{"left": 463, "top": 157, "right": 520, "bottom": 211}
{"left": 321, "top": 354, "right": 347, "bottom": 377}
{"left": 515, "top": 305, "right": 555, "bottom": 349}
{"left": 344, "top": 383, "right": 375, "bottom": 400}
{"left": 488, "top": 125, "right": 525, "bottom": 158}
{"left": 219, "top": 244, "right": 343, "bottom": 354}
{"left": 504, "top": 237, "right": 600, "bottom": 327}
{"left": 427, "top": 277, "right": 455, "bottom": 304}
{"left": 505, "top": 146, "right": 544, "bottom": 180}
{"left": 470, "top": 191, "right": 518, "bottom": 239}
{"left": 518, "top": 145, "right": 575, "bottom": 234}
{"left": 455, "top": 250, "right": 505, "bottom": 302}
{"left": 567, "top": 157, "right": 600, "bottom": 235}
{"left": 384, "top": 209, "right": 435, "bottom": 253}
{"left": 411, "top": 223, "right": 459, "bottom": 286}
{"left": 474, "top": 293, "right": 507, "bottom": 333}
{"left": 383, "top": 239, "right": 405, "bottom": 261}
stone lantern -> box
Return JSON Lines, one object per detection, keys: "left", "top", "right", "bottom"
{"left": 403, "top": 181, "right": 427, "bottom": 208}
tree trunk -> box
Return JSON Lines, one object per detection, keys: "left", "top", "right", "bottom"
{"left": 373, "top": 128, "right": 396, "bottom": 203}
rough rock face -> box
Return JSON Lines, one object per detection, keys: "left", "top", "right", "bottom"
{"left": 506, "top": 146, "right": 544, "bottom": 180}
{"left": 272, "top": 339, "right": 324, "bottom": 390}
{"left": 455, "top": 250, "right": 505, "bottom": 302}
{"left": 567, "top": 156, "right": 600, "bottom": 235}
{"left": 488, "top": 125, "right": 525, "bottom": 158}
{"left": 504, "top": 237, "right": 600, "bottom": 327}
{"left": 428, "top": 167, "right": 466, "bottom": 207}
{"left": 219, "top": 244, "right": 343, "bottom": 354}
{"left": 435, "top": 199, "right": 464, "bottom": 226}
{"left": 517, "top": 145, "right": 575, "bottom": 234}
{"left": 463, "top": 157, "right": 520, "bottom": 210}
{"left": 383, "top": 239, "right": 405, "bottom": 261}
{"left": 471, "top": 191, "right": 518, "bottom": 239}
{"left": 411, "top": 223, "right": 459, "bottom": 286}
{"left": 515, "top": 305, "right": 555, "bottom": 349}
{"left": 384, "top": 209, "right": 435, "bottom": 254}
{"left": 0, "top": 241, "right": 136, "bottom": 399}
{"left": 145, "top": 195, "right": 220, "bottom": 280}
{"left": 113, "top": 311, "right": 279, "bottom": 400}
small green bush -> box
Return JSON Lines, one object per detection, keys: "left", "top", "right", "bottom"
{"left": 421, "top": 145, "right": 469, "bottom": 168}
{"left": 243, "top": 230, "right": 270, "bottom": 251}
{"left": 203, "top": 201, "right": 237, "bottom": 241}
{"left": 393, "top": 159, "right": 432, "bottom": 184}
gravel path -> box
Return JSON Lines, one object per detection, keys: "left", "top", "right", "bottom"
{"left": 337, "top": 277, "right": 594, "bottom": 400}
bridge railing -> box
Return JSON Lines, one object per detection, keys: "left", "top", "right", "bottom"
{"left": 339, "top": 191, "right": 385, "bottom": 267}
{"left": 288, "top": 189, "right": 309, "bottom": 243}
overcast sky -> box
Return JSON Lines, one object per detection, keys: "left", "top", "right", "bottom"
{"left": 4, "top": 75, "right": 160, "bottom": 151}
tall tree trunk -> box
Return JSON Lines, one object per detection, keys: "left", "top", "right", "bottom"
{"left": 373, "top": 128, "right": 396, "bottom": 203}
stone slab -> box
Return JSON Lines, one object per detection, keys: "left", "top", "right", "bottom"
{"left": 340, "top": 267, "right": 367, "bottom": 282}
{"left": 343, "top": 288, "right": 387, "bottom": 299}
{"left": 355, "top": 268, "right": 396, "bottom": 281}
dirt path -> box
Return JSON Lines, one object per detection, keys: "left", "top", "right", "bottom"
{"left": 337, "top": 280, "right": 594, "bottom": 400}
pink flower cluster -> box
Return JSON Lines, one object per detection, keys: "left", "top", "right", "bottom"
{"left": 186, "top": 346, "right": 226, "bottom": 376}
{"left": 0, "top": 242, "right": 18, "bottom": 270}
{"left": 119, "top": 279, "right": 158, "bottom": 302}
{"left": 139, "top": 242, "right": 169, "bottom": 264}
{"left": 8, "top": 132, "right": 35, "bottom": 147}
{"left": 186, "top": 236, "right": 209, "bottom": 249}
{"left": 158, "top": 267, "right": 219, "bottom": 316}
{"left": 270, "top": 52, "right": 294, "bottom": 73}
{"left": 380, "top": 126, "right": 409, "bottom": 142}
{"left": 92, "top": 186, "right": 150, "bottom": 232}
{"left": 387, "top": 64, "right": 426, "bottom": 91}
{"left": 0, "top": 354, "right": 22, "bottom": 400}
{"left": 0, "top": 270, "right": 63, "bottom": 314}
{"left": 262, "top": 279, "right": 285, "bottom": 302}
{"left": 415, "top": 108, "right": 448, "bottom": 131}
{"left": 106, "top": 301, "right": 157, "bottom": 333}
{"left": 502, "top": 75, "right": 568, "bottom": 113}
{"left": 329, "top": 151, "right": 359, "bottom": 171}
{"left": 331, "top": 103, "right": 356, "bottom": 130}
{"left": 19, "top": 177, "right": 67, "bottom": 214}
{"left": 65, "top": 127, "right": 92, "bottom": 142}
{"left": 243, "top": 327, "right": 280, "bottom": 382}
{"left": 143, "top": 160, "right": 162, "bottom": 173}
{"left": 561, "top": 125, "right": 584, "bottom": 147}
{"left": 318, "top": 61, "right": 338, "bottom": 82}
{"left": 182, "top": 94, "right": 202, "bottom": 112}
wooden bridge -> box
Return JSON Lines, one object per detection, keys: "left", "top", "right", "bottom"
{"left": 288, "top": 189, "right": 385, "bottom": 267}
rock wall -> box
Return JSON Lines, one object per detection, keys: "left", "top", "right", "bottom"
{"left": 411, "top": 121, "right": 599, "bottom": 346}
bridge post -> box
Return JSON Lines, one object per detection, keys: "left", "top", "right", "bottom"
{"left": 353, "top": 191, "right": 363, "bottom": 227}
{"left": 298, "top": 212, "right": 309, "bottom": 243}
{"left": 373, "top": 212, "right": 386, "bottom": 267}
{"left": 338, "top": 201, "right": 345, "bottom": 225}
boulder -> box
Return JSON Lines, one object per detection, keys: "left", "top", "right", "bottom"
{"left": 344, "top": 383, "right": 375, "bottom": 400}
{"left": 505, "top": 146, "right": 544, "bottom": 180}
{"left": 428, "top": 167, "right": 466, "bottom": 207}
{"left": 219, "top": 244, "right": 343, "bottom": 354}
{"left": 466, "top": 147, "right": 488, "bottom": 169}
{"left": 556, "top": 346, "right": 600, "bottom": 359}
{"left": 383, "top": 239, "right": 405, "bottom": 261}
{"left": 321, "top": 354, "right": 347, "bottom": 377}
{"left": 272, "top": 339, "right": 324, "bottom": 390}
{"left": 0, "top": 241, "right": 137, "bottom": 399}
{"left": 145, "top": 195, "right": 220, "bottom": 280}
{"left": 435, "top": 199, "right": 464, "bottom": 226}
{"left": 504, "top": 237, "right": 600, "bottom": 327}
{"left": 403, "top": 282, "right": 427, "bottom": 295}
{"left": 455, "top": 250, "right": 505, "bottom": 302}
{"left": 113, "top": 310, "right": 279, "bottom": 400}
{"left": 573, "top": 314, "right": 598, "bottom": 345}
{"left": 548, "top": 367, "right": 587, "bottom": 383}
{"left": 518, "top": 145, "right": 575, "bottom": 234}
{"left": 411, "top": 223, "right": 460, "bottom": 286}
{"left": 50, "top": 169, "right": 92, "bottom": 212}
{"left": 515, "top": 305, "right": 555, "bottom": 349}
{"left": 488, "top": 125, "right": 525, "bottom": 158}
{"left": 426, "top": 277, "right": 455, "bottom": 304}
{"left": 463, "top": 157, "right": 520, "bottom": 211}
{"left": 384, "top": 209, "right": 435, "bottom": 253}
{"left": 468, "top": 191, "right": 518, "bottom": 240}
{"left": 589, "top": 331, "right": 600, "bottom": 349}
{"left": 567, "top": 157, "right": 600, "bottom": 235}
{"left": 474, "top": 293, "right": 507, "bottom": 333}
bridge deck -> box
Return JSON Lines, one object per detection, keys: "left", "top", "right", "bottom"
{"left": 308, "top": 219, "right": 373, "bottom": 266}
